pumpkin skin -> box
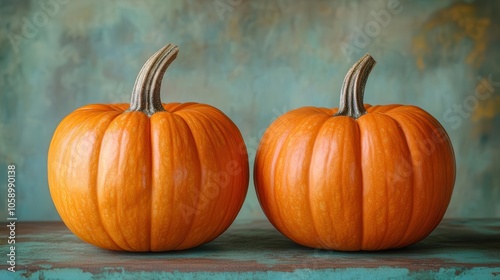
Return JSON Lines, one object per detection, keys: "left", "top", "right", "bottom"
{"left": 48, "top": 44, "right": 249, "bottom": 251}
{"left": 254, "top": 54, "right": 455, "bottom": 251}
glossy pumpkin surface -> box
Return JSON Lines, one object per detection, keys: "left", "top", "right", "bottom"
{"left": 254, "top": 54, "right": 455, "bottom": 251}
{"left": 48, "top": 44, "right": 249, "bottom": 251}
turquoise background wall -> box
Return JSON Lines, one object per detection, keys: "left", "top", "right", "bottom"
{"left": 0, "top": 0, "right": 499, "bottom": 221}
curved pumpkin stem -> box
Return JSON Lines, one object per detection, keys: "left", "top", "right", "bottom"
{"left": 128, "top": 44, "right": 179, "bottom": 116}
{"left": 335, "top": 54, "right": 376, "bottom": 119}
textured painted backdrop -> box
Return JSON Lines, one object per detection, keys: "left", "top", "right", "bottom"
{"left": 0, "top": 0, "right": 499, "bottom": 221}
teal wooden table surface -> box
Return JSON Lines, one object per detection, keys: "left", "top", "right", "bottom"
{"left": 1, "top": 219, "right": 499, "bottom": 279}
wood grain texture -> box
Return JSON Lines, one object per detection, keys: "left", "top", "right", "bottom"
{"left": 0, "top": 219, "right": 499, "bottom": 278}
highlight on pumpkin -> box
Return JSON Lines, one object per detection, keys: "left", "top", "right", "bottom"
{"left": 254, "top": 53, "right": 456, "bottom": 251}
{"left": 47, "top": 43, "right": 250, "bottom": 252}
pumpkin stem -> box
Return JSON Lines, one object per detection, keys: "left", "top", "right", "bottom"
{"left": 335, "top": 54, "right": 376, "bottom": 119}
{"left": 128, "top": 44, "right": 179, "bottom": 116}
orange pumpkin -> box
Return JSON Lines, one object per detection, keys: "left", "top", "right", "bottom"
{"left": 48, "top": 44, "right": 249, "bottom": 251}
{"left": 254, "top": 54, "right": 455, "bottom": 251}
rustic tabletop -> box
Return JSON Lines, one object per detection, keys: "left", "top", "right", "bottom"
{"left": 1, "top": 219, "right": 499, "bottom": 279}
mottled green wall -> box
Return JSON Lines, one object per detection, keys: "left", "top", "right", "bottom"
{"left": 1, "top": 0, "right": 499, "bottom": 221}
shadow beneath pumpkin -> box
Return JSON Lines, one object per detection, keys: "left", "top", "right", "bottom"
{"left": 53, "top": 219, "right": 500, "bottom": 272}
{"left": 101, "top": 218, "right": 500, "bottom": 254}
{"left": 393, "top": 218, "right": 500, "bottom": 254}
{"left": 290, "top": 219, "right": 500, "bottom": 270}
{"left": 98, "top": 219, "right": 303, "bottom": 255}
